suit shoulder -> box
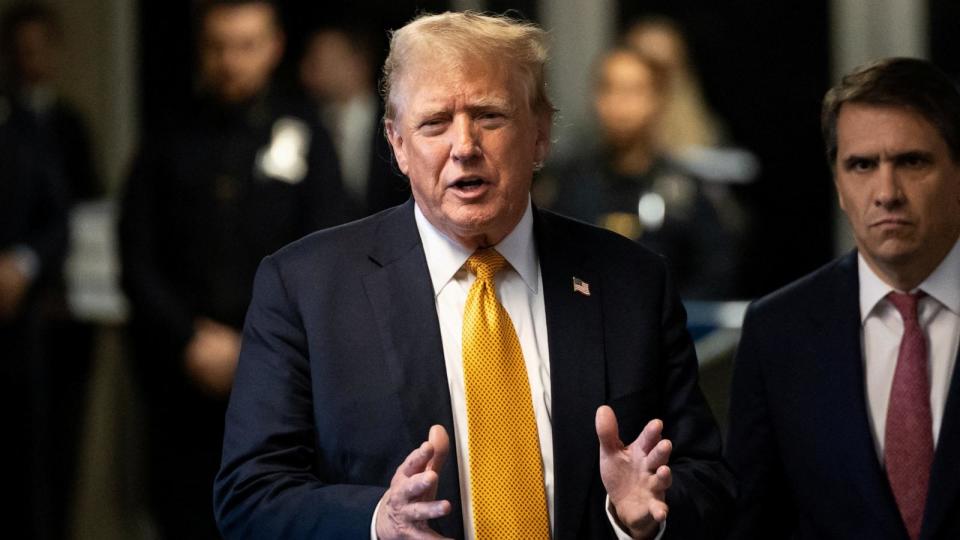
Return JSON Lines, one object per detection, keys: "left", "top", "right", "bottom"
{"left": 748, "top": 253, "right": 855, "bottom": 319}
{"left": 268, "top": 205, "right": 401, "bottom": 269}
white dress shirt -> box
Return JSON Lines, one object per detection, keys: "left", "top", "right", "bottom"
{"left": 860, "top": 237, "right": 960, "bottom": 460}
{"left": 371, "top": 198, "right": 649, "bottom": 539}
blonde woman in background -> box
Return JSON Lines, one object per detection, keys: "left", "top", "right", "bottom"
{"left": 626, "top": 16, "right": 758, "bottom": 184}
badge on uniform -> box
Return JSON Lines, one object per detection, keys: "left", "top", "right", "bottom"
{"left": 255, "top": 116, "right": 311, "bottom": 184}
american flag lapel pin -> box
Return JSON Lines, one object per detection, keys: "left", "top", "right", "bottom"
{"left": 572, "top": 277, "right": 591, "bottom": 296}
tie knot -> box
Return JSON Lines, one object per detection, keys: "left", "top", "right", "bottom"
{"left": 466, "top": 248, "right": 507, "bottom": 282}
{"left": 887, "top": 290, "right": 926, "bottom": 322}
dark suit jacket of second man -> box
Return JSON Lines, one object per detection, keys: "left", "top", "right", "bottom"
{"left": 727, "top": 252, "right": 960, "bottom": 539}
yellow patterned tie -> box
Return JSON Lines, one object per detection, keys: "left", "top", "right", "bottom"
{"left": 462, "top": 248, "right": 550, "bottom": 539}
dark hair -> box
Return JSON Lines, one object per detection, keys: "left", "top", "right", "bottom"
{"left": 193, "top": 0, "right": 279, "bottom": 34}
{"left": 822, "top": 57, "right": 960, "bottom": 166}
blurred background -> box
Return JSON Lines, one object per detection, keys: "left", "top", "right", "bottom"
{"left": 0, "top": 0, "right": 957, "bottom": 538}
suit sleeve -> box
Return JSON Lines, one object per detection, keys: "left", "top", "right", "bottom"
{"left": 724, "top": 303, "right": 796, "bottom": 539}
{"left": 214, "top": 255, "right": 384, "bottom": 539}
{"left": 656, "top": 263, "right": 737, "bottom": 539}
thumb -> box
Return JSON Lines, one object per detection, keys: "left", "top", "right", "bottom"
{"left": 427, "top": 424, "right": 450, "bottom": 473}
{"left": 596, "top": 405, "right": 623, "bottom": 456}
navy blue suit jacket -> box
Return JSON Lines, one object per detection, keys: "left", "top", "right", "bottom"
{"left": 726, "top": 252, "right": 960, "bottom": 539}
{"left": 214, "top": 200, "right": 734, "bottom": 539}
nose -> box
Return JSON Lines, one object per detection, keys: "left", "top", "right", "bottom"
{"left": 450, "top": 116, "right": 481, "bottom": 162}
{"left": 874, "top": 163, "right": 904, "bottom": 208}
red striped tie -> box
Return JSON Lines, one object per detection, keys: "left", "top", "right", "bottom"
{"left": 884, "top": 291, "right": 932, "bottom": 540}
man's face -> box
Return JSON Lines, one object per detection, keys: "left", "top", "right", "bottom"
{"left": 835, "top": 103, "right": 960, "bottom": 285}
{"left": 385, "top": 58, "right": 550, "bottom": 248}
{"left": 299, "top": 30, "right": 366, "bottom": 103}
{"left": 200, "top": 3, "right": 282, "bottom": 104}
{"left": 12, "top": 21, "right": 57, "bottom": 85}
{"left": 594, "top": 52, "right": 662, "bottom": 148}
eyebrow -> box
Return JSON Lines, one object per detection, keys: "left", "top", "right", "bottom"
{"left": 412, "top": 96, "right": 515, "bottom": 120}
{"left": 841, "top": 150, "right": 935, "bottom": 168}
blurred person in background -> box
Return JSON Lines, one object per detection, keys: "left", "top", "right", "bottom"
{"left": 1, "top": 4, "right": 99, "bottom": 539}
{"left": 1, "top": 2, "right": 100, "bottom": 202}
{"left": 625, "top": 16, "right": 758, "bottom": 185}
{"left": 625, "top": 17, "right": 720, "bottom": 158}
{"left": 118, "top": 0, "right": 345, "bottom": 537}
{"left": 0, "top": 90, "right": 69, "bottom": 539}
{"left": 727, "top": 57, "right": 960, "bottom": 539}
{"left": 299, "top": 24, "right": 408, "bottom": 217}
{"left": 541, "top": 46, "right": 742, "bottom": 299}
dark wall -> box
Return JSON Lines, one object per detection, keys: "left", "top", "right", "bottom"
{"left": 930, "top": 0, "right": 960, "bottom": 81}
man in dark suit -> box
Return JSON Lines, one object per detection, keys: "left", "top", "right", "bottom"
{"left": 215, "top": 11, "right": 733, "bottom": 539}
{"left": 118, "top": 1, "right": 345, "bottom": 537}
{"left": 726, "top": 57, "right": 960, "bottom": 540}
{"left": 0, "top": 94, "right": 69, "bottom": 540}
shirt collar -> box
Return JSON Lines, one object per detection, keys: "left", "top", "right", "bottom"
{"left": 921, "top": 235, "right": 960, "bottom": 316}
{"left": 858, "top": 235, "right": 960, "bottom": 322}
{"left": 414, "top": 198, "right": 539, "bottom": 297}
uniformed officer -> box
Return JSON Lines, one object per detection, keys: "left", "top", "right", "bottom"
{"left": 543, "top": 46, "right": 743, "bottom": 299}
{"left": 118, "top": 1, "right": 346, "bottom": 537}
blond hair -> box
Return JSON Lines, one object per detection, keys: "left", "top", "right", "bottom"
{"left": 381, "top": 11, "right": 554, "bottom": 120}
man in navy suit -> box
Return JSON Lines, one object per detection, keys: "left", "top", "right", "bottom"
{"left": 215, "top": 12, "right": 733, "bottom": 539}
{"left": 726, "top": 57, "right": 960, "bottom": 539}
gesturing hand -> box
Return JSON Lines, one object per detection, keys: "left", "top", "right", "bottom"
{"left": 376, "top": 425, "right": 453, "bottom": 540}
{"left": 596, "top": 406, "right": 673, "bottom": 540}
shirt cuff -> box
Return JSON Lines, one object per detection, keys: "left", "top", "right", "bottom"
{"left": 605, "top": 494, "right": 667, "bottom": 540}
{"left": 370, "top": 498, "right": 382, "bottom": 540}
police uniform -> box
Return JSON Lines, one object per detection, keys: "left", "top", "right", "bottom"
{"left": 544, "top": 155, "right": 741, "bottom": 299}
{"left": 118, "top": 89, "right": 347, "bottom": 539}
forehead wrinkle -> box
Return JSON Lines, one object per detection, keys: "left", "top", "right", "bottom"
{"left": 401, "top": 79, "right": 518, "bottom": 121}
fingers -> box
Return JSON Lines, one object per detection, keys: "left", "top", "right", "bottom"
{"left": 396, "top": 440, "right": 435, "bottom": 482}
{"left": 595, "top": 405, "right": 624, "bottom": 456}
{"left": 648, "top": 498, "right": 669, "bottom": 523}
{"left": 399, "top": 500, "right": 452, "bottom": 522}
{"left": 427, "top": 425, "right": 449, "bottom": 474}
{"left": 633, "top": 419, "right": 664, "bottom": 455}
{"left": 656, "top": 464, "right": 673, "bottom": 491}
{"left": 645, "top": 438, "right": 672, "bottom": 471}
{"left": 403, "top": 470, "right": 441, "bottom": 502}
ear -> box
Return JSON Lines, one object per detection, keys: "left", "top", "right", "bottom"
{"left": 533, "top": 111, "right": 552, "bottom": 165}
{"left": 384, "top": 118, "right": 409, "bottom": 175}
{"left": 835, "top": 176, "right": 848, "bottom": 213}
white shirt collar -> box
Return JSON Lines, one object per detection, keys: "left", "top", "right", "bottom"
{"left": 414, "top": 198, "right": 539, "bottom": 297}
{"left": 859, "top": 235, "right": 960, "bottom": 322}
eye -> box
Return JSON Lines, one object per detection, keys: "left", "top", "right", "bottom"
{"left": 477, "top": 111, "right": 507, "bottom": 128}
{"left": 418, "top": 117, "right": 449, "bottom": 135}
{"left": 897, "top": 152, "right": 930, "bottom": 169}
{"left": 844, "top": 157, "right": 876, "bottom": 172}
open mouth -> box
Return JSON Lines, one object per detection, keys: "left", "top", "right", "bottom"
{"left": 451, "top": 177, "right": 486, "bottom": 190}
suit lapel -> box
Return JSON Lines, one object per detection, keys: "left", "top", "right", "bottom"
{"left": 535, "top": 210, "right": 606, "bottom": 538}
{"left": 812, "top": 253, "right": 906, "bottom": 535}
{"left": 922, "top": 333, "right": 960, "bottom": 538}
{"left": 360, "top": 200, "right": 464, "bottom": 536}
